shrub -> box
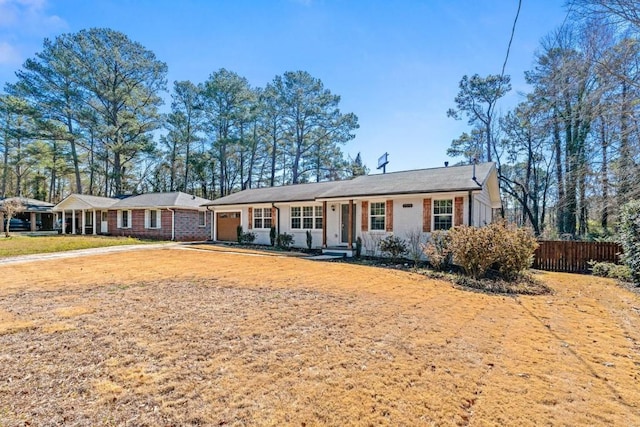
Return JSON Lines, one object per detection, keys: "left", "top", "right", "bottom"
{"left": 589, "top": 261, "right": 632, "bottom": 281}
{"left": 306, "top": 230, "right": 313, "bottom": 250}
{"left": 379, "top": 235, "right": 408, "bottom": 261}
{"left": 448, "top": 221, "right": 537, "bottom": 280}
{"left": 236, "top": 225, "right": 243, "bottom": 244}
{"left": 619, "top": 200, "right": 640, "bottom": 285}
{"left": 491, "top": 222, "right": 538, "bottom": 281}
{"left": 361, "top": 233, "right": 383, "bottom": 256}
{"left": 277, "top": 232, "right": 294, "bottom": 249}
{"left": 355, "top": 236, "right": 362, "bottom": 258}
{"left": 448, "top": 225, "right": 495, "bottom": 279}
{"left": 241, "top": 232, "right": 256, "bottom": 244}
{"left": 422, "top": 230, "right": 452, "bottom": 271}
{"left": 270, "top": 226, "right": 277, "bottom": 246}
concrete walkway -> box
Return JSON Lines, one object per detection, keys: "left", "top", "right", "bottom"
{"left": 0, "top": 242, "right": 178, "bottom": 266}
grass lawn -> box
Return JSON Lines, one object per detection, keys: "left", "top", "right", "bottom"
{"left": 0, "top": 234, "right": 155, "bottom": 258}
{"left": 0, "top": 246, "right": 639, "bottom": 425}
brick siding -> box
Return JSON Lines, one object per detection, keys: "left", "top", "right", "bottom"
{"left": 107, "top": 208, "right": 209, "bottom": 241}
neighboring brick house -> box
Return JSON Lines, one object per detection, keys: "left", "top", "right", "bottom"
{"left": 53, "top": 192, "right": 211, "bottom": 242}
{"left": 203, "top": 162, "right": 502, "bottom": 257}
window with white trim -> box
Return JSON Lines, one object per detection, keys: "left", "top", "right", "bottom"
{"left": 84, "top": 211, "right": 93, "bottom": 226}
{"left": 198, "top": 211, "right": 206, "bottom": 227}
{"left": 145, "top": 209, "right": 161, "bottom": 229}
{"left": 253, "top": 207, "right": 272, "bottom": 229}
{"left": 117, "top": 210, "right": 132, "bottom": 229}
{"left": 433, "top": 199, "right": 453, "bottom": 230}
{"left": 291, "top": 205, "right": 323, "bottom": 230}
{"left": 370, "top": 202, "right": 385, "bottom": 231}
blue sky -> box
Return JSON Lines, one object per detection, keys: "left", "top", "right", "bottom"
{"left": 0, "top": 0, "right": 569, "bottom": 173}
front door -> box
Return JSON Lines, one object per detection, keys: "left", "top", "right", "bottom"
{"left": 100, "top": 211, "right": 108, "bottom": 233}
{"left": 340, "top": 204, "right": 355, "bottom": 244}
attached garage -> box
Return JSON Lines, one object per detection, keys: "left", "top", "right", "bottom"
{"left": 216, "top": 212, "right": 241, "bottom": 241}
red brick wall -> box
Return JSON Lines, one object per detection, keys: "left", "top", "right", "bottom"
{"left": 106, "top": 208, "right": 209, "bottom": 241}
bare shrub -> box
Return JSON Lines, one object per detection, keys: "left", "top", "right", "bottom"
{"left": 405, "top": 228, "right": 426, "bottom": 267}
{"left": 361, "top": 232, "right": 383, "bottom": 257}
{"left": 421, "top": 230, "right": 452, "bottom": 271}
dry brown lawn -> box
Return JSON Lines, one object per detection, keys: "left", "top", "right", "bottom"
{"left": 1, "top": 244, "right": 639, "bottom": 426}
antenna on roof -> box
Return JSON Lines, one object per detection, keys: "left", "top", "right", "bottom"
{"left": 377, "top": 152, "right": 389, "bottom": 174}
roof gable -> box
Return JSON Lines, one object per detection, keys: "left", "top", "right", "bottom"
{"left": 54, "top": 194, "right": 117, "bottom": 211}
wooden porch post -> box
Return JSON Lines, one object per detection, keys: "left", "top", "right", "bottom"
{"left": 72, "top": 209, "right": 76, "bottom": 234}
{"left": 30, "top": 212, "right": 37, "bottom": 231}
{"left": 322, "top": 201, "right": 327, "bottom": 248}
{"left": 347, "top": 199, "right": 353, "bottom": 249}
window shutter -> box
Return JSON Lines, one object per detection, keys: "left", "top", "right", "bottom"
{"left": 423, "top": 198, "right": 432, "bottom": 232}
{"left": 117, "top": 210, "right": 122, "bottom": 228}
{"left": 157, "top": 210, "right": 162, "bottom": 228}
{"left": 144, "top": 210, "right": 150, "bottom": 229}
{"left": 361, "top": 201, "right": 368, "bottom": 232}
{"left": 248, "top": 207, "right": 253, "bottom": 230}
{"left": 385, "top": 200, "right": 393, "bottom": 232}
{"left": 454, "top": 197, "right": 464, "bottom": 226}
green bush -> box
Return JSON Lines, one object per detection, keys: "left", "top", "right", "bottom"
{"left": 241, "top": 232, "right": 256, "bottom": 244}
{"left": 379, "top": 235, "right": 408, "bottom": 261}
{"left": 306, "top": 230, "right": 313, "bottom": 250}
{"left": 619, "top": 200, "right": 640, "bottom": 285}
{"left": 277, "top": 232, "right": 294, "bottom": 249}
{"left": 421, "top": 230, "right": 452, "bottom": 271}
{"left": 270, "top": 226, "right": 277, "bottom": 246}
{"left": 449, "top": 221, "right": 537, "bottom": 281}
{"left": 589, "top": 261, "right": 632, "bottom": 281}
{"left": 236, "top": 225, "right": 243, "bottom": 244}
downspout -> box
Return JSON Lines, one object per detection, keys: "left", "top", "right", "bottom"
{"left": 468, "top": 190, "right": 473, "bottom": 226}
{"left": 206, "top": 205, "right": 214, "bottom": 241}
{"left": 168, "top": 208, "right": 175, "bottom": 241}
{"left": 272, "top": 202, "right": 280, "bottom": 235}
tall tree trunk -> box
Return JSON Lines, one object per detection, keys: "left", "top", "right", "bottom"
{"left": 601, "top": 121, "right": 609, "bottom": 232}
{"left": 553, "top": 107, "right": 565, "bottom": 235}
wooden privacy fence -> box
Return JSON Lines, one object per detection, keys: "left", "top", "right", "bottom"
{"left": 533, "top": 240, "right": 623, "bottom": 273}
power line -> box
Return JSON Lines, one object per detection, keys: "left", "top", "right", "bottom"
{"left": 501, "top": 0, "right": 523, "bottom": 78}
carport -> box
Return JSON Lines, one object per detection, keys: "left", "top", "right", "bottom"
{"left": 0, "top": 197, "right": 55, "bottom": 232}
